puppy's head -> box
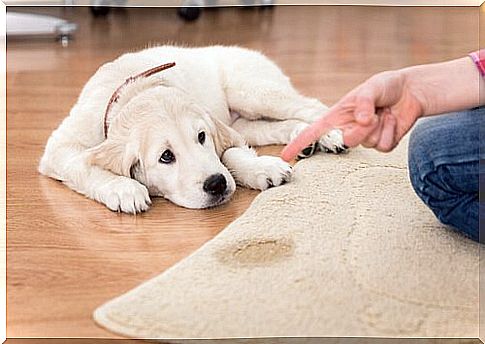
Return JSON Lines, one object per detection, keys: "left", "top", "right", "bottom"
{"left": 88, "top": 86, "right": 241, "bottom": 209}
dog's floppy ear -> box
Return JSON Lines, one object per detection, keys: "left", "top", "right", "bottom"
{"left": 87, "top": 139, "right": 139, "bottom": 177}
{"left": 210, "top": 117, "right": 246, "bottom": 156}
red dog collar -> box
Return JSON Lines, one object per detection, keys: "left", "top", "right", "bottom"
{"left": 103, "top": 62, "right": 176, "bottom": 138}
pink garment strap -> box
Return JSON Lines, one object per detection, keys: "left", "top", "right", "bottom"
{"left": 469, "top": 49, "right": 485, "bottom": 77}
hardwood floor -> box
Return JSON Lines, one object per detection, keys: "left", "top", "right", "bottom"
{"left": 7, "top": 5, "right": 479, "bottom": 338}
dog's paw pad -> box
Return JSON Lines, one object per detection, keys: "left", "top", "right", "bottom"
{"left": 318, "top": 129, "right": 348, "bottom": 154}
{"left": 296, "top": 141, "right": 318, "bottom": 161}
{"left": 266, "top": 177, "right": 274, "bottom": 188}
{"left": 96, "top": 177, "right": 151, "bottom": 214}
{"left": 247, "top": 156, "right": 292, "bottom": 191}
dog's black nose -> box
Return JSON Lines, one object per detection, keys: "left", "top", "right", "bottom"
{"left": 203, "top": 174, "right": 227, "bottom": 196}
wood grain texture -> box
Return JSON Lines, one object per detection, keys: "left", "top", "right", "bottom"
{"left": 7, "top": 5, "right": 478, "bottom": 338}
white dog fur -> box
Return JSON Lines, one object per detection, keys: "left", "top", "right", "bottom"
{"left": 39, "top": 45, "right": 345, "bottom": 213}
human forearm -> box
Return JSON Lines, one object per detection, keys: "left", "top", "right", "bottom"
{"left": 282, "top": 54, "right": 485, "bottom": 160}
{"left": 402, "top": 56, "right": 485, "bottom": 117}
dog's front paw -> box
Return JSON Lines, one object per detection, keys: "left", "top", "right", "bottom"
{"left": 318, "top": 128, "right": 348, "bottom": 154}
{"left": 94, "top": 177, "right": 151, "bottom": 214}
{"left": 245, "top": 156, "right": 292, "bottom": 191}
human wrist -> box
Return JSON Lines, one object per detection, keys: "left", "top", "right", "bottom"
{"left": 399, "top": 66, "right": 429, "bottom": 119}
{"left": 400, "top": 57, "right": 483, "bottom": 118}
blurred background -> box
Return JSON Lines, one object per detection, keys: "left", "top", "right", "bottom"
{"left": 5, "top": 0, "right": 481, "bottom": 42}
{"left": 7, "top": 3, "right": 480, "bottom": 105}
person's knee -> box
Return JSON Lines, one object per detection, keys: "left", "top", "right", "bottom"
{"left": 408, "top": 119, "right": 435, "bottom": 203}
{"left": 407, "top": 114, "right": 479, "bottom": 240}
{"left": 408, "top": 154, "right": 467, "bottom": 231}
{"left": 408, "top": 119, "right": 458, "bottom": 223}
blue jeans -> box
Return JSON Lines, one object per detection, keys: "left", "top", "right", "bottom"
{"left": 408, "top": 107, "right": 482, "bottom": 242}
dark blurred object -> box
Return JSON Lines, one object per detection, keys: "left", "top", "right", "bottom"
{"left": 182, "top": 0, "right": 276, "bottom": 21}
{"left": 87, "top": 0, "right": 274, "bottom": 21}
{"left": 177, "top": 6, "right": 202, "bottom": 21}
{"left": 90, "top": 0, "right": 127, "bottom": 17}
{"left": 90, "top": 6, "right": 111, "bottom": 16}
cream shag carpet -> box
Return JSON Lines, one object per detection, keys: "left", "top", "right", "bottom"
{"left": 94, "top": 139, "right": 478, "bottom": 339}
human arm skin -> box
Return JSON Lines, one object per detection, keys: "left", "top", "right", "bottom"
{"left": 281, "top": 56, "right": 485, "bottom": 161}
{"left": 404, "top": 56, "right": 484, "bottom": 117}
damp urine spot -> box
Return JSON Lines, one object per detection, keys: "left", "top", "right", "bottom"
{"left": 216, "top": 238, "right": 294, "bottom": 268}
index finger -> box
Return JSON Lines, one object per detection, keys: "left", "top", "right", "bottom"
{"left": 280, "top": 108, "right": 352, "bottom": 162}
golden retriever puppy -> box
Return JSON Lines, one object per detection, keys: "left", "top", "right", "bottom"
{"left": 39, "top": 45, "right": 345, "bottom": 213}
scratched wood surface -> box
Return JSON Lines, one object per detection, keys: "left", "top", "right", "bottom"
{"left": 7, "top": 5, "right": 478, "bottom": 338}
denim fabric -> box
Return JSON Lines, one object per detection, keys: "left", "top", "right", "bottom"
{"left": 408, "top": 107, "right": 483, "bottom": 242}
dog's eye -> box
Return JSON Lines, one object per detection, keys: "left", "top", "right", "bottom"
{"left": 159, "top": 149, "right": 175, "bottom": 164}
{"left": 198, "top": 131, "right": 206, "bottom": 145}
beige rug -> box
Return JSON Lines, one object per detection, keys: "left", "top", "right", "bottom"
{"left": 94, "top": 138, "right": 478, "bottom": 339}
